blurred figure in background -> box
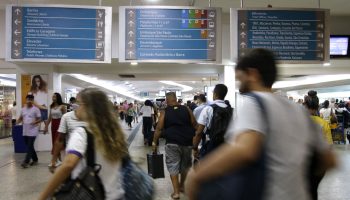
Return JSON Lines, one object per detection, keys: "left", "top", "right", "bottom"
{"left": 320, "top": 100, "right": 336, "bottom": 123}
{"left": 126, "top": 103, "right": 134, "bottom": 129}
{"left": 304, "top": 90, "right": 333, "bottom": 144}
{"left": 11, "top": 101, "right": 17, "bottom": 127}
{"left": 140, "top": 100, "right": 154, "bottom": 145}
{"left": 185, "top": 48, "right": 336, "bottom": 200}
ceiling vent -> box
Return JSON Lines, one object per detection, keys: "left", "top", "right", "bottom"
{"left": 119, "top": 74, "right": 135, "bottom": 78}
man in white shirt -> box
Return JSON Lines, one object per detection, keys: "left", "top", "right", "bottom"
{"left": 49, "top": 108, "right": 87, "bottom": 172}
{"left": 185, "top": 48, "right": 336, "bottom": 200}
{"left": 192, "top": 84, "right": 232, "bottom": 158}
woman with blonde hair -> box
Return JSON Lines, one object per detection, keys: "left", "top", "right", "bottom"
{"left": 39, "top": 88, "right": 128, "bottom": 200}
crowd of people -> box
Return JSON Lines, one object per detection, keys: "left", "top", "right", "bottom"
{"left": 13, "top": 48, "right": 342, "bottom": 200}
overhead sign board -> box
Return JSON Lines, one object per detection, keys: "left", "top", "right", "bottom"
{"left": 119, "top": 6, "right": 222, "bottom": 63}
{"left": 231, "top": 8, "right": 330, "bottom": 63}
{"left": 6, "top": 5, "right": 112, "bottom": 63}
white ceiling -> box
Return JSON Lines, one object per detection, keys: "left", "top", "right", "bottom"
{"left": 1, "top": 0, "right": 350, "bottom": 15}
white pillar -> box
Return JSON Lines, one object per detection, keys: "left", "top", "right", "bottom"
{"left": 15, "top": 63, "right": 62, "bottom": 152}
{"left": 224, "top": 65, "right": 236, "bottom": 108}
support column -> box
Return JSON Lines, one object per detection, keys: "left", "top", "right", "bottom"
{"left": 15, "top": 63, "right": 62, "bottom": 151}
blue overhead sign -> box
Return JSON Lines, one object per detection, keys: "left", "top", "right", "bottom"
{"left": 119, "top": 6, "right": 221, "bottom": 63}
{"left": 6, "top": 5, "right": 112, "bottom": 63}
{"left": 233, "top": 9, "right": 330, "bottom": 63}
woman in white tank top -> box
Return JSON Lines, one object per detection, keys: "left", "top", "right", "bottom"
{"left": 45, "top": 93, "right": 66, "bottom": 165}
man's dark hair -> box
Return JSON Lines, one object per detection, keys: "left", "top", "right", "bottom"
{"left": 194, "top": 95, "right": 199, "bottom": 101}
{"left": 236, "top": 48, "right": 277, "bottom": 87}
{"left": 198, "top": 94, "right": 206, "bottom": 103}
{"left": 304, "top": 90, "right": 319, "bottom": 110}
{"left": 145, "top": 99, "right": 152, "bottom": 106}
{"left": 26, "top": 94, "right": 34, "bottom": 100}
{"left": 69, "top": 97, "right": 76, "bottom": 103}
{"left": 323, "top": 100, "right": 330, "bottom": 108}
{"left": 214, "top": 84, "right": 228, "bottom": 100}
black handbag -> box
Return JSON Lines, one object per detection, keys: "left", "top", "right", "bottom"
{"left": 147, "top": 152, "right": 165, "bottom": 179}
{"left": 52, "top": 130, "right": 105, "bottom": 200}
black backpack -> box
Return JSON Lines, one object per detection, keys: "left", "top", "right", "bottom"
{"left": 206, "top": 103, "right": 233, "bottom": 147}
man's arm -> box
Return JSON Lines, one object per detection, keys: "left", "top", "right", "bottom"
{"left": 185, "top": 131, "right": 264, "bottom": 200}
{"left": 152, "top": 111, "right": 165, "bottom": 152}
{"left": 193, "top": 125, "right": 205, "bottom": 150}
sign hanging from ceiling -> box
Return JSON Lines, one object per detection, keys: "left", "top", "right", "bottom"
{"left": 6, "top": 5, "right": 112, "bottom": 63}
{"left": 231, "top": 8, "right": 330, "bottom": 63}
{"left": 119, "top": 6, "right": 222, "bottom": 63}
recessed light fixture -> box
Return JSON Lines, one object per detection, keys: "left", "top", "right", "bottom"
{"left": 124, "top": 81, "right": 130, "bottom": 85}
{"left": 323, "top": 62, "right": 331, "bottom": 66}
{"left": 202, "top": 77, "right": 207, "bottom": 81}
{"left": 131, "top": 62, "right": 138, "bottom": 66}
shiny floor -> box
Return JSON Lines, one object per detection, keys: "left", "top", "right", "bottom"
{"left": 0, "top": 120, "right": 349, "bottom": 200}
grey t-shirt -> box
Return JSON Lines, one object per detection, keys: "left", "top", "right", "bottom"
{"left": 226, "top": 92, "right": 328, "bottom": 200}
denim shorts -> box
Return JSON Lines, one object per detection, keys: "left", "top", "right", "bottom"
{"left": 165, "top": 144, "right": 192, "bottom": 175}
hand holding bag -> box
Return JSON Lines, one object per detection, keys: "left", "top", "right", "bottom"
{"left": 51, "top": 129, "right": 105, "bottom": 200}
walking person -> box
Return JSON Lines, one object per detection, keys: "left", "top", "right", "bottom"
{"left": 126, "top": 103, "right": 134, "bottom": 129}
{"left": 11, "top": 101, "right": 17, "bottom": 127}
{"left": 16, "top": 95, "right": 41, "bottom": 168}
{"left": 140, "top": 100, "right": 155, "bottom": 145}
{"left": 152, "top": 92, "right": 197, "bottom": 200}
{"left": 185, "top": 48, "right": 336, "bottom": 200}
{"left": 38, "top": 88, "right": 128, "bottom": 200}
{"left": 45, "top": 93, "right": 67, "bottom": 166}
{"left": 48, "top": 104, "right": 87, "bottom": 172}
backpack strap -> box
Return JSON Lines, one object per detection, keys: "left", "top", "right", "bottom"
{"left": 83, "top": 127, "right": 96, "bottom": 168}
{"left": 244, "top": 93, "right": 269, "bottom": 134}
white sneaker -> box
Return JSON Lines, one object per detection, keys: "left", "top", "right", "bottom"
{"left": 55, "top": 160, "right": 62, "bottom": 167}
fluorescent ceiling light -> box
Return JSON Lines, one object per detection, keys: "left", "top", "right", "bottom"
{"left": 69, "top": 74, "right": 143, "bottom": 101}
{"left": 159, "top": 81, "right": 193, "bottom": 92}
{"left": 131, "top": 62, "right": 138, "bottom": 66}
{"left": 323, "top": 63, "right": 331, "bottom": 66}
{"left": 0, "top": 79, "right": 16, "bottom": 87}
{"left": 272, "top": 74, "right": 350, "bottom": 89}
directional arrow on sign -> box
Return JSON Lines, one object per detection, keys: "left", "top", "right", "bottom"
{"left": 128, "top": 21, "right": 135, "bottom": 27}
{"left": 128, "top": 51, "right": 135, "bottom": 58}
{"left": 128, "top": 10, "right": 134, "bottom": 17}
{"left": 128, "top": 41, "right": 135, "bottom": 47}
{"left": 317, "top": 24, "right": 324, "bottom": 29}
{"left": 128, "top": 31, "right": 134, "bottom": 37}
{"left": 240, "top": 42, "right": 246, "bottom": 48}
{"left": 240, "top": 22, "right": 246, "bottom": 29}
{"left": 15, "top": 8, "right": 21, "bottom": 15}
{"left": 14, "top": 40, "right": 21, "bottom": 46}
{"left": 317, "top": 43, "right": 324, "bottom": 48}
{"left": 317, "top": 33, "right": 324, "bottom": 38}
{"left": 240, "top": 32, "right": 246, "bottom": 38}
{"left": 14, "top": 29, "right": 21, "bottom": 36}
{"left": 14, "top": 19, "right": 21, "bottom": 25}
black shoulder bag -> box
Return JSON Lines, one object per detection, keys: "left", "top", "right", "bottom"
{"left": 52, "top": 129, "right": 105, "bottom": 200}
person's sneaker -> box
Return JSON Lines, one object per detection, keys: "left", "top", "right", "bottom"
{"left": 21, "top": 163, "right": 29, "bottom": 168}
{"left": 29, "top": 161, "right": 38, "bottom": 166}
{"left": 55, "top": 160, "right": 62, "bottom": 167}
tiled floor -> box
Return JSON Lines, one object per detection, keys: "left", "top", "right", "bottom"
{"left": 0, "top": 120, "right": 349, "bottom": 200}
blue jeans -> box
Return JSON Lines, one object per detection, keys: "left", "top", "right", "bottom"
{"left": 24, "top": 136, "right": 38, "bottom": 164}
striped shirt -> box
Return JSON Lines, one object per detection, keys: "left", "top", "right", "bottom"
{"left": 57, "top": 111, "right": 87, "bottom": 140}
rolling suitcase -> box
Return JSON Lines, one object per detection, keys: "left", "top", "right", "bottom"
{"left": 147, "top": 153, "right": 165, "bottom": 179}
